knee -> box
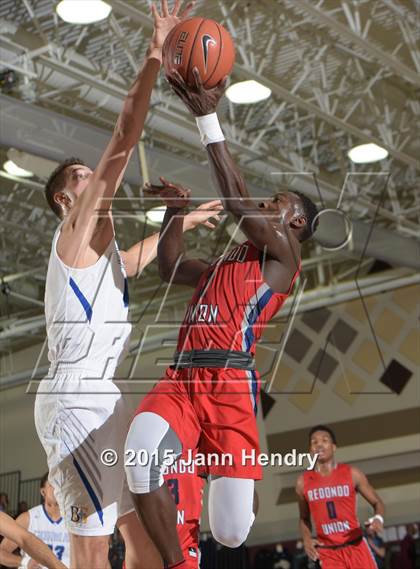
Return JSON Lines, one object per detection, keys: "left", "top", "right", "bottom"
{"left": 210, "top": 521, "right": 250, "bottom": 548}
{"left": 70, "top": 534, "right": 109, "bottom": 564}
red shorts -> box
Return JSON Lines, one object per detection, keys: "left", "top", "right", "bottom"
{"left": 319, "top": 538, "right": 378, "bottom": 568}
{"left": 137, "top": 366, "right": 262, "bottom": 479}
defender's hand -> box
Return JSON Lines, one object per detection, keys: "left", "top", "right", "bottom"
{"left": 149, "top": 0, "right": 195, "bottom": 56}
{"left": 167, "top": 67, "right": 227, "bottom": 116}
{"left": 143, "top": 177, "right": 191, "bottom": 208}
{"left": 185, "top": 200, "right": 223, "bottom": 230}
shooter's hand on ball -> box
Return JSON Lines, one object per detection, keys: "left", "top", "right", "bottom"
{"left": 149, "top": 0, "right": 195, "bottom": 61}
{"left": 168, "top": 67, "right": 227, "bottom": 116}
{"left": 144, "top": 177, "right": 222, "bottom": 229}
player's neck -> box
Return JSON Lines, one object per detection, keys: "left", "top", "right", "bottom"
{"left": 315, "top": 458, "right": 336, "bottom": 476}
{"left": 44, "top": 502, "right": 61, "bottom": 522}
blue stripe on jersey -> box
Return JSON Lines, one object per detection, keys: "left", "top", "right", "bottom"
{"left": 123, "top": 277, "right": 129, "bottom": 307}
{"left": 72, "top": 455, "right": 104, "bottom": 526}
{"left": 244, "top": 288, "right": 273, "bottom": 351}
{"left": 250, "top": 370, "right": 258, "bottom": 416}
{"left": 69, "top": 277, "right": 93, "bottom": 322}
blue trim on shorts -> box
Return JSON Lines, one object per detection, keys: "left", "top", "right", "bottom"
{"left": 72, "top": 456, "right": 104, "bottom": 526}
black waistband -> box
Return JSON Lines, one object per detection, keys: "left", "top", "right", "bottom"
{"left": 317, "top": 535, "right": 363, "bottom": 550}
{"left": 173, "top": 350, "right": 255, "bottom": 370}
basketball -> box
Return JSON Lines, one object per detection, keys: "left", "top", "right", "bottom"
{"left": 162, "top": 17, "right": 235, "bottom": 88}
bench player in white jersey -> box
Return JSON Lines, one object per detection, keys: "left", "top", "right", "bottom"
{"left": 32, "top": 2, "right": 223, "bottom": 568}
{"left": 0, "top": 473, "right": 70, "bottom": 568}
{"left": 0, "top": 512, "right": 67, "bottom": 569}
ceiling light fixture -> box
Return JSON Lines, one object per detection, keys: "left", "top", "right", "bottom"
{"left": 56, "top": 0, "right": 112, "bottom": 24}
{"left": 3, "top": 160, "right": 34, "bottom": 178}
{"left": 347, "top": 143, "right": 388, "bottom": 164}
{"left": 226, "top": 80, "right": 272, "bottom": 104}
{"left": 145, "top": 206, "right": 166, "bottom": 224}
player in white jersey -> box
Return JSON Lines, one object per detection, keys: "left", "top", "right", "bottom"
{"left": 0, "top": 473, "right": 69, "bottom": 567}
{"left": 0, "top": 512, "right": 66, "bottom": 569}
{"left": 32, "top": 2, "right": 222, "bottom": 568}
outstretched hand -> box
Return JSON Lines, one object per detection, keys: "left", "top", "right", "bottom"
{"left": 143, "top": 177, "right": 191, "bottom": 208}
{"left": 150, "top": 0, "right": 195, "bottom": 53}
{"left": 167, "top": 67, "right": 227, "bottom": 116}
{"left": 143, "top": 177, "right": 223, "bottom": 229}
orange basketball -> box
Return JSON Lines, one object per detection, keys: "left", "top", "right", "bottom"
{"left": 163, "top": 17, "right": 235, "bottom": 89}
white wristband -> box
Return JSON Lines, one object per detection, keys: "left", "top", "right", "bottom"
{"left": 369, "top": 514, "right": 384, "bottom": 525}
{"left": 195, "top": 113, "right": 225, "bottom": 146}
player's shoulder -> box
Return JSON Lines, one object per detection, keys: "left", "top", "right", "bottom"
{"left": 295, "top": 472, "right": 306, "bottom": 493}
{"left": 15, "top": 510, "right": 30, "bottom": 529}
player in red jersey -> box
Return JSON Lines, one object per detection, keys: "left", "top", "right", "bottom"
{"left": 124, "top": 70, "right": 319, "bottom": 568}
{"left": 296, "top": 425, "right": 385, "bottom": 568}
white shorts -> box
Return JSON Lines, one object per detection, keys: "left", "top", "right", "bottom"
{"left": 34, "top": 372, "right": 133, "bottom": 536}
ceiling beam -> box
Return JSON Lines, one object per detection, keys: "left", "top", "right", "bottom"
{"left": 292, "top": 0, "right": 420, "bottom": 87}
{"left": 107, "top": 1, "right": 420, "bottom": 171}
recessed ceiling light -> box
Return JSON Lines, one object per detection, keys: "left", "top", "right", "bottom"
{"left": 347, "top": 143, "right": 388, "bottom": 164}
{"left": 3, "top": 160, "right": 33, "bottom": 178}
{"left": 226, "top": 80, "right": 272, "bottom": 104}
{"left": 56, "top": 0, "right": 112, "bottom": 24}
{"left": 145, "top": 206, "right": 166, "bottom": 224}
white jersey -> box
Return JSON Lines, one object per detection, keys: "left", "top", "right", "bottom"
{"left": 44, "top": 224, "right": 131, "bottom": 378}
{"left": 20, "top": 504, "right": 70, "bottom": 568}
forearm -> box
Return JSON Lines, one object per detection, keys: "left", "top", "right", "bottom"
{"left": 299, "top": 517, "right": 313, "bottom": 541}
{"left": 21, "top": 533, "right": 65, "bottom": 569}
{"left": 125, "top": 216, "right": 195, "bottom": 276}
{"left": 374, "top": 498, "right": 385, "bottom": 517}
{"left": 0, "top": 550, "right": 22, "bottom": 567}
{"left": 206, "top": 142, "right": 252, "bottom": 212}
{"left": 115, "top": 50, "right": 161, "bottom": 148}
{"left": 158, "top": 208, "right": 187, "bottom": 281}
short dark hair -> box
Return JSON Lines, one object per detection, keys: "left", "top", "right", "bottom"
{"left": 309, "top": 425, "right": 337, "bottom": 445}
{"left": 292, "top": 191, "right": 319, "bottom": 242}
{"left": 40, "top": 472, "right": 49, "bottom": 489}
{"left": 45, "top": 157, "right": 86, "bottom": 218}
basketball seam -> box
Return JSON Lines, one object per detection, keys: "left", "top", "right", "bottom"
{"left": 204, "top": 22, "right": 223, "bottom": 88}
{"left": 187, "top": 18, "right": 205, "bottom": 85}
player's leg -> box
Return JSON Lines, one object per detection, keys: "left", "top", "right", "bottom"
{"left": 208, "top": 476, "right": 255, "bottom": 548}
{"left": 125, "top": 411, "right": 185, "bottom": 566}
{"left": 318, "top": 548, "right": 348, "bottom": 569}
{"left": 345, "top": 539, "right": 379, "bottom": 568}
{"left": 117, "top": 510, "right": 163, "bottom": 569}
{"left": 69, "top": 534, "right": 110, "bottom": 568}
{"left": 35, "top": 376, "right": 126, "bottom": 568}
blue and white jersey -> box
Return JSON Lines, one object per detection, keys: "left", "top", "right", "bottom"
{"left": 44, "top": 223, "right": 132, "bottom": 378}
{"left": 20, "top": 504, "right": 70, "bottom": 568}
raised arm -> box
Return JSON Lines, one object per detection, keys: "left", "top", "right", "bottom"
{"left": 144, "top": 179, "right": 221, "bottom": 286}
{"left": 167, "top": 68, "right": 298, "bottom": 266}
{"left": 296, "top": 475, "right": 320, "bottom": 562}
{"left": 59, "top": 1, "right": 194, "bottom": 264}
{"left": 0, "top": 512, "right": 66, "bottom": 569}
{"left": 121, "top": 182, "right": 221, "bottom": 277}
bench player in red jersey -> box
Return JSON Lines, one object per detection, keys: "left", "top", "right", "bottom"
{"left": 296, "top": 425, "right": 385, "bottom": 568}
{"left": 124, "top": 71, "right": 319, "bottom": 568}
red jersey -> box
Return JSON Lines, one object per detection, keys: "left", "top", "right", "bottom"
{"left": 177, "top": 241, "right": 299, "bottom": 353}
{"left": 303, "top": 463, "right": 363, "bottom": 546}
{"left": 164, "top": 453, "right": 204, "bottom": 566}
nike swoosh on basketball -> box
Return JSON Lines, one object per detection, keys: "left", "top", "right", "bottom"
{"left": 202, "top": 34, "right": 217, "bottom": 72}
